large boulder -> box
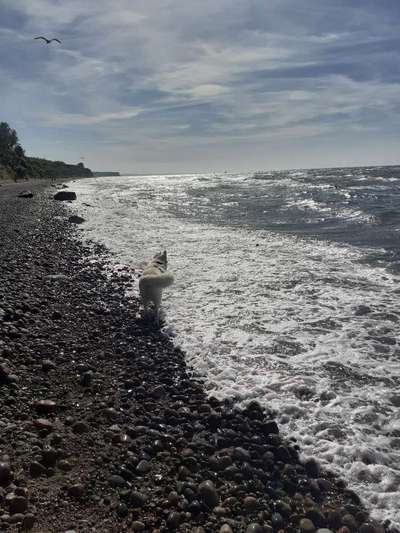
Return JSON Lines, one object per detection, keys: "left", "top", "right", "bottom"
{"left": 18, "top": 190, "right": 34, "bottom": 198}
{"left": 54, "top": 191, "right": 77, "bottom": 201}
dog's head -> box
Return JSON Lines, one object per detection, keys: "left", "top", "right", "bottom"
{"left": 153, "top": 250, "right": 167, "bottom": 267}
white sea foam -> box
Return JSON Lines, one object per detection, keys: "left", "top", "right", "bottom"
{"left": 70, "top": 174, "right": 400, "bottom": 527}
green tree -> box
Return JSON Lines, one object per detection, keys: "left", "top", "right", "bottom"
{"left": 0, "top": 122, "right": 18, "bottom": 153}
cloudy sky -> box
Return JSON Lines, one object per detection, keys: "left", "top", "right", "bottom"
{"left": 1, "top": 0, "right": 400, "bottom": 173}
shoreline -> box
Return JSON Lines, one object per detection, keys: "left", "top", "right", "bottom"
{"left": 0, "top": 182, "right": 398, "bottom": 532}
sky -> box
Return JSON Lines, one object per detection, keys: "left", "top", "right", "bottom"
{"left": 1, "top": 0, "right": 400, "bottom": 173}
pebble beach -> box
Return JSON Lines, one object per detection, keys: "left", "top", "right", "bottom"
{"left": 0, "top": 180, "right": 398, "bottom": 533}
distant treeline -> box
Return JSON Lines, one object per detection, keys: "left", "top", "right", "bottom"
{"left": 0, "top": 121, "right": 93, "bottom": 180}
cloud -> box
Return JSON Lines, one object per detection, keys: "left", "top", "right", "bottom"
{"left": 43, "top": 108, "right": 142, "bottom": 126}
{"left": 1, "top": 0, "right": 400, "bottom": 171}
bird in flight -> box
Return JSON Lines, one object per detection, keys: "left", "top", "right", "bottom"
{"left": 34, "top": 36, "right": 61, "bottom": 44}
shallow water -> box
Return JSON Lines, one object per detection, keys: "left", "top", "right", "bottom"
{"left": 70, "top": 167, "right": 400, "bottom": 527}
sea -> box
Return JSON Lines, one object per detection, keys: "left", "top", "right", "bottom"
{"left": 69, "top": 166, "right": 400, "bottom": 527}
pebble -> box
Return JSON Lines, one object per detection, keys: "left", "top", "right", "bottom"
{"left": 0, "top": 462, "right": 13, "bottom": 486}
{"left": 130, "top": 491, "right": 147, "bottom": 507}
{"left": 271, "top": 512, "right": 284, "bottom": 529}
{"left": 8, "top": 495, "right": 28, "bottom": 514}
{"left": 108, "top": 474, "right": 126, "bottom": 488}
{"left": 22, "top": 513, "right": 36, "bottom": 530}
{"left": 300, "top": 518, "right": 316, "bottom": 532}
{"left": 34, "top": 399, "right": 57, "bottom": 414}
{"left": 9, "top": 513, "right": 25, "bottom": 524}
{"left": 166, "top": 512, "right": 181, "bottom": 529}
{"left": 342, "top": 514, "right": 357, "bottom": 530}
{"left": 41, "top": 359, "right": 56, "bottom": 371}
{"left": 246, "top": 524, "right": 264, "bottom": 533}
{"left": 41, "top": 447, "right": 58, "bottom": 467}
{"left": 136, "top": 459, "right": 151, "bottom": 474}
{"left": 30, "top": 461, "right": 46, "bottom": 477}
{"left": 34, "top": 418, "right": 53, "bottom": 432}
{"left": 198, "top": 480, "right": 219, "bottom": 508}
{"left": 131, "top": 521, "right": 145, "bottom": 531}
{"left": 243, "top": 496, "right": 258, "bottom": 513}
{"left": 72, "top": 420, "right": 89, "bottom": 434}
{"left": 68, "top": 484, "right": 85, "bottom": 498}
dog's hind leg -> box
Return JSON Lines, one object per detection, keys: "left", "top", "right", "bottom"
{"left": 153, "top": 294, "right": 162, "bottom": 327}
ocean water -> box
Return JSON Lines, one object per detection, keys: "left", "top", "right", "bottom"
{"left": 69, "top": 167, "right": 400, "bottom": 527}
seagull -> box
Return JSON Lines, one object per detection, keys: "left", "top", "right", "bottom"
{"left": 34, "top": 36, "right": 61, "bottom": 44}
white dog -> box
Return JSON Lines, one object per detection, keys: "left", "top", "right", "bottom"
{"left": 138, "top": 251, "right": 174, "bottom": 325}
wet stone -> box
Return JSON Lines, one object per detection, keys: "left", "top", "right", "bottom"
{"left": 30, "top": 461, "right": 46, "bottom": 477}
{"left": 130, "top": 491, "right": 147, "bottom": 508}
{"left": 68, "top": 484, "right": 85, "bottom": 499}
{"left": 8, "top": 495, "right": 28, "bottom": 514}
{"left": 34, "top": 399, "right": 57, "bottom": 414}
{"left": 0, "top": 463, "right": 13, "bottom": 487}
{"left": 136, "top": 460, "right": 151, "bottom": 474}
{"left": 22, "top": 513, "right": 35, "bottom": 530}
{"left": 198, "top": 480, "right": 219, "bottom": 508}
{"left": 246, "top": 524, "right": 264, "bottom": 533}
{"left": 108, "top": 475, "right": 126, "bottom": 488}
{"left": 300, "top": 518, "right": 316, "bottom": 532}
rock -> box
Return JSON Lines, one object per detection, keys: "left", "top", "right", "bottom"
{"left": 34, "top": 418, "right": 53, "bottom": 432}
{"left": 130, "top": 491, "right": 147, "bottom": 508}
{"left": 359, "top": 524, "right": 377, "bottom": 533}
{"left": 131, "top": 521, "right": 145, "bottom": 531}
{"left": 220, "top": 525, "right": 233, "bottom": 533}
{"left": 22, "top": 514, "right": 36, "bottom": 530}
{"left": 198, "top": 480, "right": 219, "bottom": 508}
{"left": 316, "top": 530, "right": 334, "bottom": 533}
{"left": 116, "top": 503, "right": 129, "bottom": 518}
{"left": 9, "top": 513, "right": 25, "bottom": 524}
{"left": 151, "top": 385, "right": 166, "bottom": 399}
{"left": 41, "top": 359, "right": 56, "bottom": 371}
{"left": 72, "top": 421, "right": 89, "bottom": 434}
{"left": 275, "top": 500, "right": 291, "bottom": 517}
{"left": 0, "top": 363, "right": 12, "bottom": 385}
{"left": 80, "top": 371, "right": 93, "bottom": 386}
{"left": 18, "top": 191, "right": 34, "bottom": 198}
{"left": 54, "top": 191, "right": 77, "bottom": 201}
{"left": 274, "top": 446, "right": 291, "bottom": 462}
{"left": 342, "top": 514, "right": 357, "bottom": 530}
{"left": 166, "top": 512, "right": 181, "bottom": 529}
{"left": 30, "top": 461, "right": 46, "bottom": 477}
{"left": 108, "top": 474, "right": 126, "bottom": 488}
{"left": 58, "top": 460, "right": 72, "bottom": 472}
{"left": 246, "top": 524, "right": 264, "bottom": 533}
{"left": 232, "top": 447, "right": 251, "bottom": 462}
{"left": 213, "top": 506, "right": 228, "bottom": 517}
{"left": 261, "top": 420, "right": 279, "bottom": 435}
{"left": 304, "top": 458, "right": 320, "bottom": 478}
{"left": 136, "top": 460, "right": 151, "bottom": 474}
{"left": 34, "top": 399, "right": 57, "bottom": 414}
{"left": 0, "top": 463, "right": 13, "bottom": 486}
{"left": 300, "top": 518, "right": 316, "bottom": 532}
{"left": 8, "top": 495, "right": 28, "bottom": 514}
{"left": 68, "top": 215, "right": 85, "bottom": 224}
{"left": 271, "top": 513, "right": 284, "bottom": 529}
{"left": 243, "top": 496, "right": 258, "bottom": 513}
{"left": 41, "top": 447, "right": 58, "bottom": 468}
{"left": 68, "top": 484, "right": 85, "bottom": 498}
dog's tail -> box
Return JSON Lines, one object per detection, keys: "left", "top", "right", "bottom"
{"left": 139, "top": 272, "right": 174, "bottom": 289}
